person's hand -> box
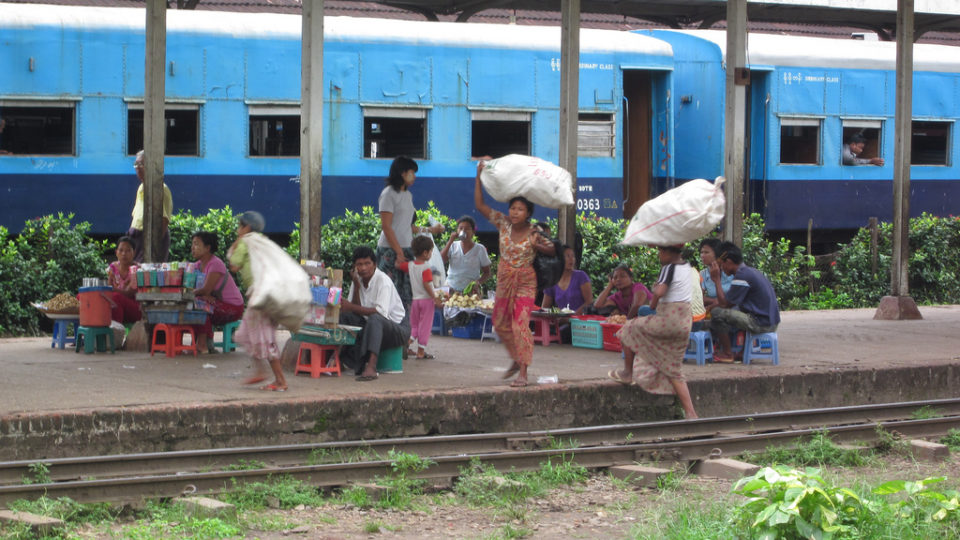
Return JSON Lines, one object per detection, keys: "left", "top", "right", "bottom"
{"left": 708, "top": 261, "right": 722, "bottom": 282}
{"left": 429, "top": 223, "right": 445, "bottom": 235}
{"left": 395, "top": 251, "right": 407, "bottom": 265}
{"left": 870, "top": 157, "right": 885, "bottom": 166}
{"left": 350, "top": 267, "right": 360, "bottom": 283}
{"left": 607, "top": 274, "right": 616, "bottom": 289}
{"left": 476, "top": 161, "right": 485, "bottom": 179}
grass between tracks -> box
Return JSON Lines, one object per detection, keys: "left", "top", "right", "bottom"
{"left": 6, "top": 433, "right": 960, "bottom": 539}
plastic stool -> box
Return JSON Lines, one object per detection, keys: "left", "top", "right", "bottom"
{"left": 51, "top": 318, "right": 79, "bottom": 349}
{"left": 213, "top": 320, "right": 240, "bottom": 352}
{"left": 151, "top": 324, "right": 173, "bottom": 357}
{"left": 743, "top": 331, "right": 780, "bottom": 365}
{"left": 431, "top": 310, "right": 448, "bottom": 336}
{"left": 530, "top": 317, "right": 561, "bottom": 346}
{"left": 75, "top": 326, "right": 115, "bottom": 354}
{"left": 377, "top": 346, "right": 403, "bottom": 373}
{"left": 295, "top": 342, "right": 341, "bottom": 377}
{"left": 480, "top": 313, "right": 499, "bottom": 343}
{"left": 683, "top": 330, "right": 714, "bottom": 366}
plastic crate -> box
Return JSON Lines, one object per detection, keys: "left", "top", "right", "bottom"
{"left": 451, "top": 314, "right": 485, "bottom": 339}
{"left": 570, "top": 316, "right": 604, "bottom": 349}
{"left": 145, "top": 309, "right": 208, "bottom": 325}
{"left": 310, "top": 286, "right": 329, "bottom": 306}
{"left": 600, "top": 323, "right": 623, "bottom": 352}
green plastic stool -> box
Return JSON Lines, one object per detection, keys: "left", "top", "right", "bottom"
{"left": 376, "top": 346, "right": 403, "bottom": 374}
{"left": 213, "top": 320, "right": 241, "bottom": 352}
{"left": 75, "top": 326, "right": 115, "bottom": 354}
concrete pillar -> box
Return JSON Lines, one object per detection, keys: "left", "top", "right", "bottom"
{"left": 144, "top": 0, "right": 166, "bottom": 263}
{"left": 300, "top": 0, "right": 324, "bottom": 261}
{"left": 557, "top": 0, "right": 580, "bottom": 248}
{"left": 722, "top": 0, "right": 747, "bottom": 246}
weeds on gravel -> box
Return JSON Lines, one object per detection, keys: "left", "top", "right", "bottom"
{"left": 940, "top": 429, "right": 960, "bottom": 451}
{"left": 874, "top": 425, "right": 912, "bottom": 455}
{"left": 335, "top": 451, "right": 435, "bottom": 511}
{"left": 455, "top": 455, "right": 587, "bottom": 510}
{"left": 307, "top": 446, "right": 379, "bottom": 465}
{"left": 629, "top": 497, "right": 735, "bottom": 540}
{"left": 483, "top": 523, "right": 533, "bottom": 539}
{"left": 657, "top": 468, "right": 688, "bottom": 491}
{"left": 118, "top": 499, "right": 242, "bottom": 540}
{"left": 362, "top": 519, "right": 399, "bottom": 533}
{"left": 20, "top": 462, "right": 52, "bottom": 485}
{"left": 544, "top": 436, "right": 580, "bottom": 450}
{"left": 911, "top": 406, "right": 944, "bottom": 420}
{"left": 0, "top": 496, "right": 120, "bottom": 540}
{"left": 222, "top": 459, "right": 266, "bottom": 471}
{"left": 222, "top": 475, "right": 325, "bottom": 511}
{"left": 742, "top": 429, "right": 875, "bottom": 468}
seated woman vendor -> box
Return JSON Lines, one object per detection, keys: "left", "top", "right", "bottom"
{"left": 107, "top": 236, "right": 142, "bottom": 324}
{"left": 593, "top": 264, "right": 654, "bottom": 318}
{"left": 541, "top": 245, "right": 593, "bottom": 315}
{"left": 191, "top": 231, "right": 244, "bottom": 353}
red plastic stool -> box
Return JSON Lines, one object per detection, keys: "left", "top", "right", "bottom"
{"left": 151, "top": 323, "right": 173, "bottom": 356}
{"left": 295, "top": 342, "right": 341, "bottom": 377}
{"left": 530, "top": 316, "right": 562, "bottom": 346}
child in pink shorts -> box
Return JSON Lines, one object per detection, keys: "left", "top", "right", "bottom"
{"left": 404, "top": 235, "right": 442, "bottom": 359}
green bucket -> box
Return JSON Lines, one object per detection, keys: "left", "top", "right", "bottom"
{"left": 377, "top": 346, "right": 403, "bottom": 373}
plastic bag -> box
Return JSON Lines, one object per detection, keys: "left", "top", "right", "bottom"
{"left": 242, "top": 232, "right": 311, "bottom": 332}
{"left": 622, "top": 177, "right": 726, "bottom": 246}
{"left": 479, "top": 154, "right": 574, "bottom": 209}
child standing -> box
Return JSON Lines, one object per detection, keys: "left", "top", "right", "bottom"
{"left": 403, "top": 235, "right": 442, "bottom": 359}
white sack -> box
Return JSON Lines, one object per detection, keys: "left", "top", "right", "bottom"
{"left": 479, "top": 154, "right": 575, "bottom": 209}
{"left": 622, "top": 177, "right": 726, "bottom": 246}
{"left": 416, "top": 232, "right": 446, "bottom": 285}
{"left": 242, "top": 232, "right": 311, "bottom": 332}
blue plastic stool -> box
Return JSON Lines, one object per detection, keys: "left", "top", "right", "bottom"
{"left": 743, "top": 331, "right": 779, "bottom": 365}
{"left": 51, "top": 318, "right": 80, "bottom": 349}
{"left": 480, "top": 312, "right": 499, "bottom": 343}
{"left": 431, "top": 310, "right": 448, "bottom": 336}
{"left": 213, "top": 320, "right": 241, "bottom": 352}
{"left": 75, "top": 326, "right": 115, "bottom": 354}
{"left": 683, "top": 330, "right": 714, "bottom": 365}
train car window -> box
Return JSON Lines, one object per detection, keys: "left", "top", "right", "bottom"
{"left": 912, "top": 121, "right": 951, "bottom": 166}
{"left": 363, "top": 107, "right": 427, "bottom": 159}
{"left": 471, "top": 110, "right": 531, "bottom": 158}
{"left": 126, "top": 104, "right": 200, "bottom": 156}
{"left": 779, "top": 117, "right": 820, "bottom": 165}
{"left": 842, "top": 120, "right": 882, "bottom": 165}
{"left": 248, "top": 105, "right": 300, "bottom": 157}
{"left": 0, "top": 103, "right": 75, "bottom": 156}
{"left": 578, "top": 113, "right": 615, "bottom": 157}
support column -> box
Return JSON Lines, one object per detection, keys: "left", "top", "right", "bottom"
{"left": 875, "top": 0, "right": 921, "bottom": 320}
{"left": 300, "top": 0, "right": 324, "bottom": 261}
{"left": 557, "top": 0, "right": 580, "bottom": 248}
{"left": 722, "top": 0, "right": 747, "bottom": 246}
{"left": 144, "top": 0, "right": 166, "bottom": 263}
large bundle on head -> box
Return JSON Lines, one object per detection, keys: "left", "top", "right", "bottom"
{"left": 622, "top": 177, "right": 726, "bottom": 246}
{"left": 479, "top": 155, "right": 574, "bottom": 209}
{"left": 243, "top": 232, "right": 312, "bottom": 332}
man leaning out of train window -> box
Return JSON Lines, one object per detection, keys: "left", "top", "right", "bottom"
{"left": 842, "top": 133, "right": 884, "bottom": 166}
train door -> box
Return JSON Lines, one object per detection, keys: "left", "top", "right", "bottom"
{"left": 747, "top": 69, "right": 771, "bottom": 217}
{"left": 622, "top": 70, "right": 652, "bottom": 219}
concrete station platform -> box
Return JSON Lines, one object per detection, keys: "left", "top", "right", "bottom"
{"left": 2, "top": 306, "right": 960, "bottom": 460}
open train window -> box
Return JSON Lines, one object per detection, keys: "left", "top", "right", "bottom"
{"left": 471, "top": 110, "right": 531, "bottom": 158}
{"left": 842, "top": 120, "right": 882, "bottom": 165}
{"left": 126, "top": 103, "right": 200, "bottom": 156}
{"left": 0, "top": 101, "right": 75, "bottom": 156}
{"left": 363, "top": 107, "right": 427, "bottom": 159}
{"left": 912, "top": 121, "right": 951, "bottom": 166}
{"left": 248, "top": 105, "right": 300, "bottom": 157}
{"left": 779, "top": 117, "right": 820, "bottom": 165}
{"left": 578, "top": 112, "right": 615, "bottom": 157}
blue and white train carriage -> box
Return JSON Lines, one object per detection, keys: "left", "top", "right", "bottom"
{"left": 0, "top": 4, "right": 675, "bottom": 234}
{"left": 651, "top": 30, "right": 960, "bottom": 233}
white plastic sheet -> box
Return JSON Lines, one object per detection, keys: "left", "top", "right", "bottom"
{"left": 479, "top": 154, "right": 575, "bottom": 209}
{"left": 622, "top": 177, "right": 726, "bottom": 246}
{"left": 242, "top": 232, "right": 311, "bottom": 332}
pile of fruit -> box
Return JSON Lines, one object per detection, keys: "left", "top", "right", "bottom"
{"left": 444, "top": 292, "right": 483, "bottom": 309}
{"left": 44, "top": 292, "right": 80, "bottom": 313}
{"left": 605, "top": 314, "right": 627, "bottom": 325}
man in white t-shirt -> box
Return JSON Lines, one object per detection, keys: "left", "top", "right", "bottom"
{"left": 340, "top": 246, "right": 411, "bottom": 381}
{"left": 441, "top": 216, "right": 492, "bottom": 292}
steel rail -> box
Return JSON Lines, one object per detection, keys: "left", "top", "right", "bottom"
{"left": 3, "top": 397, "right": 959, "bottom": 486}
{"left": 1, "top": 415, "right": 958, "bottom": 507}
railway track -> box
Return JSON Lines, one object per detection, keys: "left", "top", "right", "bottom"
{"left": 1, "top": 398, "right": 958, "bottom": 507}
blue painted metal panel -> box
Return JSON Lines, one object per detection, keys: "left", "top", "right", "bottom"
{"left": 359, "top": 48, "right": 432, "bottom": 105}
{"left": 166, "top": 43, "right": 205, "bottom": 97}
{"left": 470, "top": 50, "right": 537, "bottom": 108}
{"left": 0, "top": 26, "right": 82, "bottom": 95}
{"left": 80, "top": 35, "right": 125, "bottom": 96}
{"left": 203, "top": 43, "right": 245, "bottom": 101}
{"left": 245, "top": 41, "right": 301, "bottom": 101}
{"left": 578, "top": 57, "right": 616, "bottom": 109}
{"left": 77, "top": 97, "right": 125, "bottom": 157}
{"left": 432, "top": 55, "right": 469, "bottom": 106}
{"left": 914, "top": 72, "right": 957, "bottom": 118}
{"left": 326, "top": 51, "right": 361, "bottom": 103}
{"left": 840, "top": 71, "right": 888, "bottom": 116}
{"left": 123, "top": 43, "right": 146, "bottom": 96}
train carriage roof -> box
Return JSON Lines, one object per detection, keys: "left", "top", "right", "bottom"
{"left": 1, "top": 3, "right": 673, "bottom": 56}
{"left": 666, "top": 29, "right": 960, "bottom": 73}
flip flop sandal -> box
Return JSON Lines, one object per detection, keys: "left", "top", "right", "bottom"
{"left": 259, "top": 383, "right": 287, "bottom": 392}
{"left": 713, "top": 354, "right": 735, "bottom": 364}
{"left": 416, "top": 353, "right": 435, "bottom": 360}
{"left": 510, "top": 379, "right": 528, "bottom": 388}
{"left": 356, "top": 374, "right": 379, "bottom": 382}
{"left": 244, "top": 375, "right": 267, "bottom": 385}
{"left": 607, "top": 369, "right": 633, "bottom": 385}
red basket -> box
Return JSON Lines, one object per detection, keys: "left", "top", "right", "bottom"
{"left": 600, "top": 323, "right": 623, "bottom": 352}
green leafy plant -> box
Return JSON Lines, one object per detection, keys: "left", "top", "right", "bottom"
{"left": 22, "top": 462, "right": 52, "bottom": 485}
{"left": 940, "top": 429, "right": 960, "bottom": 452}
{"left": 168, "top": 205, "right": 241, "bottom": 263}
{"left": 911, "top": 406, "right": 944, "bottom": 420}
{"left": 744, "top": 430, "right": 874, "bottom": 468}
{"left": 731, "top": 465, "right": 864, "bottom": 539}
{"left": 221, "top": 475, "right": 325, "bottom": 511}
{"left": 873, "top": 477, "right": 960, "bottom": 523}
{"left": 222, "top": 459, "right": 267, "bottom": 471}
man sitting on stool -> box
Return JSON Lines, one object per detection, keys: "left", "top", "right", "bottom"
{"left": 708, "top": 242, "right": 781, "bottom": 363}
{"left": 340, "top": 246, "right": 411, "bottom": 381}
